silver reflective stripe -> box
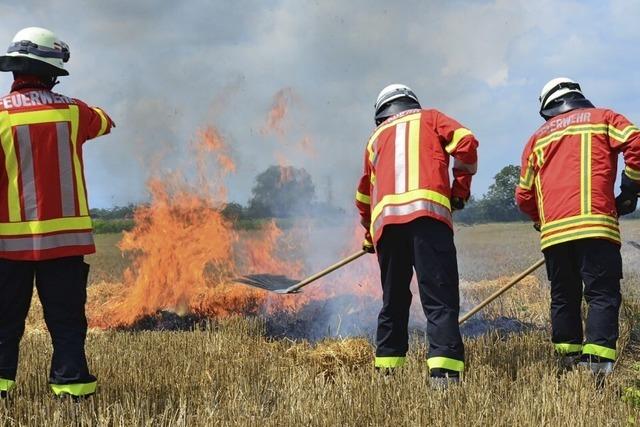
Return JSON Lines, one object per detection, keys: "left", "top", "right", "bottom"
{"left": 0, "top": 232, "right": 94, "bottom": 252}
{"left": 371, "top": 137, "right": 379, "bottom": 206}
{"left": 394, "top": 122, "right": 407, "bottom": 193}
{"left": 56, "top": 123, "right": 76, "bottom": 217}
{"left": 373, "top": 199, "right": 452, "bottom": 236}
{"left": 16, "top": 125, "right": 38, "bottom": 220}
{"left": 453, "top": 159, "right": 478, "bottom": 174}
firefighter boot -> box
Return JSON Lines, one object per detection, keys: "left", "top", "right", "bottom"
{"left": 428, "top": 368, "right": 460, "bottom": 389}
{"left": 577, "top": 355, "right": 614, "bottom": 375}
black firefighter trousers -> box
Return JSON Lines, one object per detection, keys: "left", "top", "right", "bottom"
{"left": 543, "top": 239, "right": 622, "bottom": 361}
{"left": 374, "top": 217, "right": 464, "bottom": 374}
{"left": 0, "top": 256, "right": 96, "bottom": 397}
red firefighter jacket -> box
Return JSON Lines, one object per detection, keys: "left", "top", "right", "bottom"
{"left": 516, "top": 107, "right": 640, "bottom": 250}
{"left": 355, "top": 108, "right": 479, "bottom": 244}
{"left": 0, "top": 76, "right": 114, "bottom": 260}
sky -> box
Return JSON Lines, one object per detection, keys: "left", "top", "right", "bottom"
{"left": 1, "top": 0, "right": 639, "bottom": 209}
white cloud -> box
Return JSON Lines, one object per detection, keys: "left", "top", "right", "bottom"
{"left": 0, "top": 0, "right": 638, "bottom": 207}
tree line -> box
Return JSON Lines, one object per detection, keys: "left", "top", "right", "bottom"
{"left": 90, "top": 164, "right": 638, "bottom": 232}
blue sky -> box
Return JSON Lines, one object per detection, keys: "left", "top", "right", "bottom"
{"left": 1, "top": 0, "right": 639, "bottom": 209}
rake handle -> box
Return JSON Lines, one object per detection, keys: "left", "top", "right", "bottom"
{"left": 283, "top": 249, "right": 369, "bottom": 293}
{"left": 458, "top": 257, "right": 546, "bottom": 325}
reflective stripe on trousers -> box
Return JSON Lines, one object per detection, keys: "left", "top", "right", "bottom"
{"left": 50, "top": 381, "right": 97, "bottom": 397}
{"left": 427, "top": 356, "right": 464, "bottom": 373}
{"left": 0, "top": 231, "right": 94, "bottom": 252}
{"left": 0, "top": 378, "right": 15, "bottom": 392}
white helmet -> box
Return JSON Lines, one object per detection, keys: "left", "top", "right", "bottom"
{"left": 539, "top": 77, "right": 583, "bottom": 110}
{"left": 374, "top": 84, "right": 420, "bottom": 125}
{"left": 0, "top": 27, "right": 70, "bottom": 76}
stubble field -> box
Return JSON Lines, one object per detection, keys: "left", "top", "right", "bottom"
{"left": 2, "top": 221, "right": 640, "bottom": 426}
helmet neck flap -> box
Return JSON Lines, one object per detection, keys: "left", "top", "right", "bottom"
{"left": 375, "top": 98, "right": 421, "bottom": 126}
{"left": 540, "top": 92, "right": 594, "bottom": 120}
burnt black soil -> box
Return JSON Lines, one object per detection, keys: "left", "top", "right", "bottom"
{"left": 125, "top": 297, "right": 541, "bottom": 342}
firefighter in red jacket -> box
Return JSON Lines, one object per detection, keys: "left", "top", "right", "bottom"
{"left": 355, "top": 84, "right": 478, "bottom": 385}
{"left": 0, "top": 27, "right": 114, "bottom": 399}
{"left": 516, "top": 77, "right": 640, "bottom": 374}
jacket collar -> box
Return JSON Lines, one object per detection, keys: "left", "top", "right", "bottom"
{"left": 11, "top": 75, "right": 52, "bottom": 92}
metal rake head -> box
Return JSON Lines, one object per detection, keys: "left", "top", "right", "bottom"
{"left": 233, "top": 274, "right": 300, "bottom": 293}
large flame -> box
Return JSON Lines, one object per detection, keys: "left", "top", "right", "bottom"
{"left": 88, "top": 89, "right": 385, "bottom": 333}
{"left": 90, "top": 123, "right": 310, "bottom": 328}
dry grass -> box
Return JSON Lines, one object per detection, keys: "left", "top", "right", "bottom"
{"left": 3, "top": 223, "right": 640, "bottom": 426}
{"left": 3, "top": 315, "right": 640, "bottom": 426}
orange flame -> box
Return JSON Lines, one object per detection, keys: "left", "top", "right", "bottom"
{"left": 89, "top": 125, "right": 308, "bottom": 328}
{"left": 262, "top": 87, "right": 295, "bottom": 137}
{"left": 88, "top": 88, "right": 385, "bottom": 332}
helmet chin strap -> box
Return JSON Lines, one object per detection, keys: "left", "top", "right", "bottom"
{"left": 49, "top": 76, "right": 60, "bottom": 89}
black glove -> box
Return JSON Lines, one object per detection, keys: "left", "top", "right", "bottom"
{"left": 616, "top": 190, "right": 638, "bottom": 216}
{"left": 533, "top": 222, "right": 541, "bottom": 232}
{"left": 616, "top": 172, "right": 640, "bottom": 217}
{"left": 451, "top": 197, "right": 465, "bottom": 211}
{"left": 362, "top": 231, "right": 375, "bottom": 254}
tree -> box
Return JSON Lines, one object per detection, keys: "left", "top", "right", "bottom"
{"left": 248, "top": 165, "right": 316, "bottom": 218}
{"left": 221, "top": 202, "right": 245, "bottom": 221}
{"left": 481, "top": 165, "right": 527, "bottom": 222}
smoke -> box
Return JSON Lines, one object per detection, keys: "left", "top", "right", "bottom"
{"left": 3, "top": 1, "right": 639, "bottom": 339}
{"left": 2, "top": 1, "right": 638, "bottom": 210}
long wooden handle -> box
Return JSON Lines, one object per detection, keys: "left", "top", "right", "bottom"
{"left": 283, "top": 250, "right": 369, "bottom": 293}
{"left": 458, "top": 257, "right": 546, "bottom": 325}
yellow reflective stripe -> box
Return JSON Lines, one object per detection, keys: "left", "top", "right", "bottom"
{"left": 582, "top": 343, "right": 616, "bottom": 361}
{"left": 518, "top": 154, "right": 535, "bottom": 190}
{"left": 355, "top": 191, "right": 371, "bottom": 205}
{"left": 534, "top": 174, "right": 545, "bottom": 224}
{"left": 407, "top": 118, "right": 420, "bottom": 191}
{"left": 624, "top": 165, "right": 640, "bottom": 181}
{"left": 374, "top": 356, "right": 406, "bottom": 368}
{"left": 50, "top": 381, "right": 97, "bottom": 397}
{"left": 541, "top": 220, "right": 619, "bottom": 243}
{"left": 580, "top": 132, "right": 592, "bottom": 214}
{"left": 370, "top": 172, "right": 376, "bottom": 186}
{"left": 542, "top": 225, "right": 621, "bottom": 243}
{"left": 427, "top": 357, "right": 464, "bottom": 372}
{"left": 68, "top": 106, "right": 88, "bottom": 216}
{"left": 533, "top": 123, "right": 639, "bottom": 152}
{"left": 608, "top": 124, "right": 640, "bottom": 144}
{"left": 0, "top": 111, "right": 21, "bottom": 221}
{"left": 0, "top": 378, "right": 15, "bottom": 392}
{"left": 8, "top": 108, "right": 71, "bottom": 126}
{"left": 534, "top": 124, "right": 608, "bottom": 151}
{"left": 367, "top": 112, "right": 422, "bottom": 162}
{"left": 540, "top": 227, "right": 621, "bottom": 250}
{"left": 540, "top": 214, "right": 618, "bottom": 234}
{"left": 0, "top": 216, "right": 92, "bottom": 236}
{"left": 554, "top": 343, "right": 583, "bottom": 354}
{"left": 534, "top": 147, "right": 544, "bottom": 168}
{"left": 445, "top": 128, "right": 472, "bottom": 154}
{"left": 92, "top": 107, "right": 108, "bottom": 137}
{"left": 371, "top": 188, "right": 450, "bottom": 227}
